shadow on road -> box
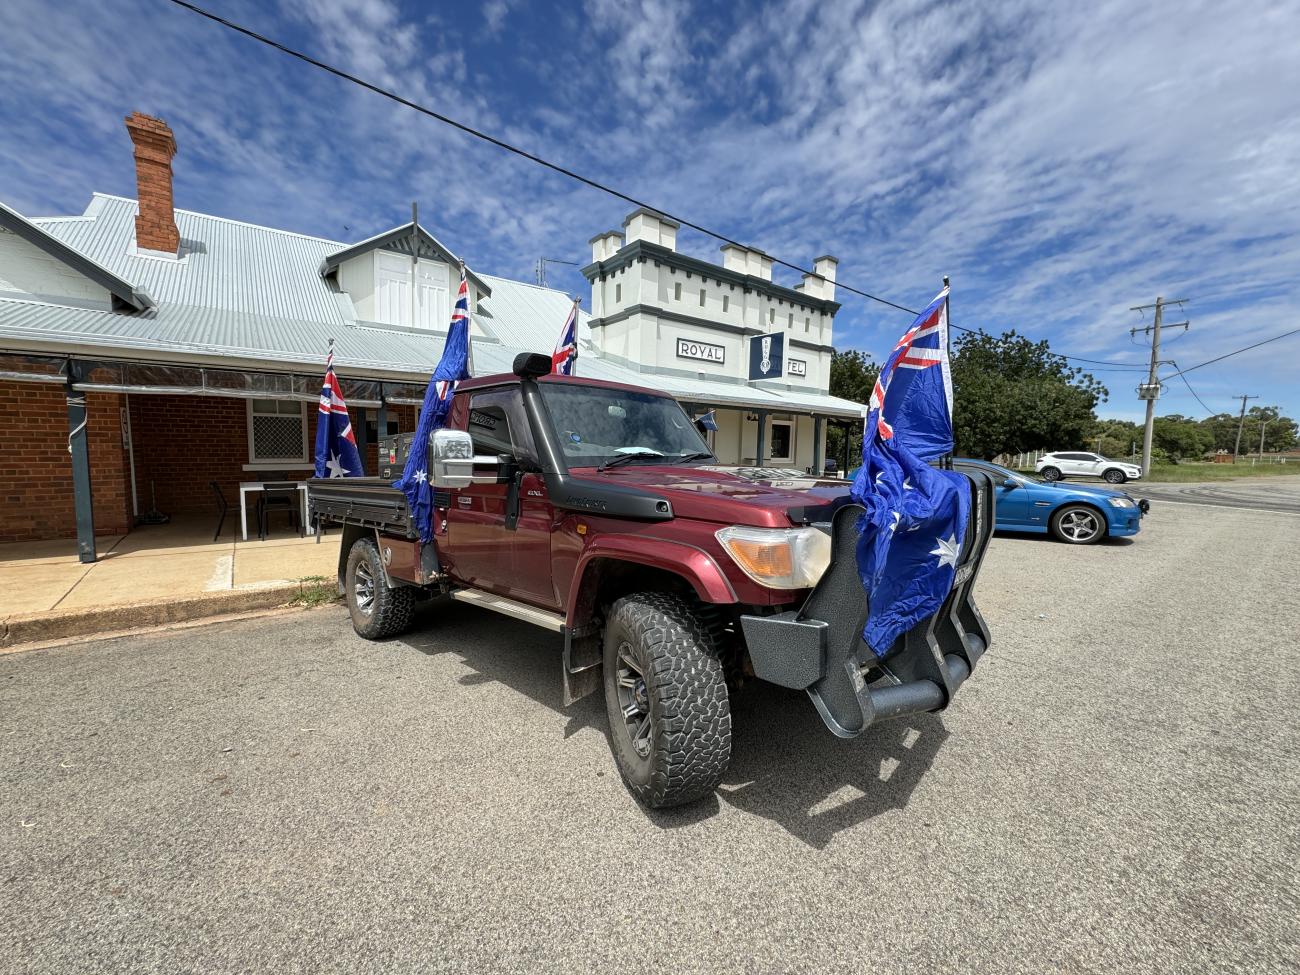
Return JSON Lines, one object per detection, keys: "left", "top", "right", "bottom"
{"left": 395, "top": 599, "right": 948, "bottom": 846}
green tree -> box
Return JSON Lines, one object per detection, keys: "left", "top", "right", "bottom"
{"left": 1241, "top": 406, "right": 1298, "bottom": 453}
{"left": 826, "top": 349, "right": 877, "bottom": 471}
{"left": 950, "top": 330, "right": 1108, "bottom": 459}
{"left": 1088, "top": 417, "right": 1142, "bottom": 459}
{"left": 1152, "top": 414, "right": 1213, "bottom": 460}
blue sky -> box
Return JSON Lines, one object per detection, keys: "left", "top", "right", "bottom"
{"left": 1, "top": 0, "right": 1297, "bottom": 422}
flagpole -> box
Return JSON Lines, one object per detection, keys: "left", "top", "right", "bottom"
{"left": 461, "top": 260, "right": 475, "bottom": 377}
{"left": 941, "top": 276, "right": 952, "bottom": 471}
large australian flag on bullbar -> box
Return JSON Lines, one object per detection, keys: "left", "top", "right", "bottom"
{"left": 850, "top": 284, "right": 969, "bottom": 659}
{"left": 393, "top": 263, "right": 473, "bottom": 543}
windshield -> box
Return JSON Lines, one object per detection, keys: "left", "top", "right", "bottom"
{"left": 538, "top": 383, "right": 712, "bottom": 468}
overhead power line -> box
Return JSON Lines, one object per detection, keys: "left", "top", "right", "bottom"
{"left": 162, "top": 0, "right": 1161, "bottom": 370}
{"left": 1160, "top": 327, "right": 1300, "bottom": 381}
{"left": 1166, "top": 360, "right": 1217, "bottom": 416}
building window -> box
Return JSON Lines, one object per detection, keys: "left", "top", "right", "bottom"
{"left": 247, "top": 399, "right": 309, "bottom": 464}
{"left": 615, "top": 283, "right": 621, "bottom": 303}
{"left": 722, "top": 295, "right": 729, "bottom": 313}
{"left": 805, "top": 317, "right": 810, "bottom": 332}
{"left": 674, "top": 282, "right": 682, "bottom": 301}
{"left": 788, "top": 313, "right": 793, "bottom": 329}
{"left": 769, "top": 307, "right": 775, "bottom": 324}
{"left": 699, "top": 288, "right": 706, "bottom": 307}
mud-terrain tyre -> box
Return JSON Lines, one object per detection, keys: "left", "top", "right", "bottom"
{"left": 345, "top": 536, "right": 416, "bottom": 639}
{"left": 1051, "top": 504, "right": 1105, "bottom": 545}
{"left": 1040, "top": 465, "right": 1062, "bottom": 481}
{"left": 1103, "top": 468, "right": 1127, "bottom": 484}
{"left": 602, "top": 592, "right": 731, "bottom": 808}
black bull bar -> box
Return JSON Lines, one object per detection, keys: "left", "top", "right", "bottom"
{"left": 740, "top": 470, "right": 995, "bottom": 738}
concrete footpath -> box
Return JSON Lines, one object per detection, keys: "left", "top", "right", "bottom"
{"left": 0, "top": 519, "right": 341, "bottom": 647}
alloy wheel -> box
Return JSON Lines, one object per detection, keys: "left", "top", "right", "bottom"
{"left": 354, "top": 560, "right": 375, "bottom": 615}
{"left": 1059, "top": 509, "right": 1099, "bottom": 541}
{"left": 615, "top": 641, "right": 652, "bottom": 759}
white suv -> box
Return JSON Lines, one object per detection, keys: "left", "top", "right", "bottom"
{"left": 1035, "top": 452, "right": 1142, "bottom": 484}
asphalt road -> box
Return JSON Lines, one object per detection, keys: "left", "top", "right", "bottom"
{"left": 4, "top": 501, "right": 1299, "bottom": 974}
{"left": 1129, "top": 473, "right": 1300, "bottom": 513}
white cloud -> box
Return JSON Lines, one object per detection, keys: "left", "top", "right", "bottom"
{"left": 0, "top": 0, "right": 1296, "bottom": 415}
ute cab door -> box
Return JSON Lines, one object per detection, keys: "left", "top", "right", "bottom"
{"left": 444, "top": 385, "right": 558, "bottom": 608}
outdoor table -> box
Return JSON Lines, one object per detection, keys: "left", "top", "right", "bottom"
{"left": 238, "top": 481, "right": 313, "bottom": 541}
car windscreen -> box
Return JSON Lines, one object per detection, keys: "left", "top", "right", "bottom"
{"left": 538, "top": 383, "right": 710, "bottom": 466}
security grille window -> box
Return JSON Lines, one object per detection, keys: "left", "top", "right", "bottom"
{"left": 674, "top": 282, "right": 682, "bottom": 301}
{"left": 699, "top": 288, "right": 706, "bottom": 307}
{"left": 247, "top": 399, "right": 308, "bottom": 463}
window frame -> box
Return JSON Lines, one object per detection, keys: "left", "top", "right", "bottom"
{"left": 767, "top": 418, "right": 794, "bottom": 463}
{"left": 245, "top": 399, "right": 311, "bottom": 468}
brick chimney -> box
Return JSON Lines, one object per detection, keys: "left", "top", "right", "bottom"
{"left": 124, "top": 112, "right": 179, "bottom": 255}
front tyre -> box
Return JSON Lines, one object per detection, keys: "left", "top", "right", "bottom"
{"left": 1040, "top": 466, "right": 1062, "bottom": 482}
{"left": 602, "top": 593, "right": 731, "bottom": 808}
{"left": 1103, "top": 468, "right": 1127, "bottom": 484}
{"left": 1051, "top": 504, "right": 1105, "bottom": 544}
{"left": 345, "top": 536, "right": 416, "bottom": 639}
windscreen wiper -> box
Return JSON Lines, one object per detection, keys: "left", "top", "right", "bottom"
{"left": 675, "top": 452, "right": 715, "bottom": 463}
{"left": 599, "top": 451, "right": 665, "bottom": 472}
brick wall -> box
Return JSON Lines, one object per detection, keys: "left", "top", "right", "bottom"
{"left": 129, "top": 395, "right": 252, "bottom": 517}
{"left": 0, "top": 380, "right": 132, "bottom": 543}
{"left": 0, "top": 385, "right": 421, "bottom": 543}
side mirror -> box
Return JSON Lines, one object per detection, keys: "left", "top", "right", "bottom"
{"left": 1001, "top": 478, "right": 1018, "bottom": 489}
{"left": 428, "top": 429, "right": 503, "bottom": 488}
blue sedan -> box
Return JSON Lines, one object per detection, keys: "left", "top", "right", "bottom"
{"left": 846, "top": 459, "right": 1147, "bottom": 543}
{"left": 955, "top": 459, "right": 1147, "bottom": 544}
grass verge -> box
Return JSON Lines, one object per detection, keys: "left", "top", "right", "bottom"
{"left": 1141, "top": 462, "right": 1297, "bottom": 483}
{"left": 293, "top": 575, "right": 340, "bottom": 608}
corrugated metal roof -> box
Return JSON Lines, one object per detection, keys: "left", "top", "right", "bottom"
{"left": 2, "top": 194, "right": 864, "bottom": 417}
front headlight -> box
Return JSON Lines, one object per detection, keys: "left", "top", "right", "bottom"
{"left": 715, "top": 525, "right": 831, "bottom": 590}
{"left": 1107, "top": 497, "right": 1136, "bottom": 508}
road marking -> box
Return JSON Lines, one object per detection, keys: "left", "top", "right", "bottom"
{"left": 1143, "top": 498, "right": 1300, "bottom": 515}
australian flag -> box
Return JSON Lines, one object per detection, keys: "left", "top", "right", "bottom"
{"left": 393, "top": 263, "right": 473, "bottom": 543}
{"left": 313, "top": 348, "right": 364, "bottom": 478}
{"left": 850, "top": 285, "right": 970, "bottom": 659}
{"left": 551, "top": 298, "right": 579, "bottom": 375}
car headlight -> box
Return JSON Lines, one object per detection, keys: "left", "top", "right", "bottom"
{"left": 715, "top": 525, "right": 831, "bottom": 589}
{"left": 1107, "top": 497, "right": 1136, "bottom": 508}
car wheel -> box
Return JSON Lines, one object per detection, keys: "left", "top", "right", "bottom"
{"left": 1103, "top": 468, "right": 1127, "bottom": 484}
{"left": 1040, "top": 466, "right": 1062, "bottom": 481}
{"left": 1051, "top": 504, "right": 1104, "bottom": 545}
{"left": 602, "top": 592, "right": 731, "bottom": 809}
{"left": 345, "top": 536, "right": 416, "bottom": 639}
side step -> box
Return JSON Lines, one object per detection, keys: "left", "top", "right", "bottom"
{"left": 449, "top": 588, "right": 566, "bottom": 632}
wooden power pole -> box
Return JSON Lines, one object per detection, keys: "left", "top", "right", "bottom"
{"left": 1130, "top": 297, "right": 1189, "bottom": 475}
{"left": 1233, "top": 394, "right": 1259, "bottom": 462}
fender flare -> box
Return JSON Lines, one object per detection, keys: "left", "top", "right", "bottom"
{"left": 566, "top": 536, "right": 737, "bottom": 626}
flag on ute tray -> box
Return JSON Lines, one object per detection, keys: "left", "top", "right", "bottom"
{"left": 393, "top": 263, "right": 473, "bottom": 542}
{"left": 313, "top": 347, "right": 364, "bottom": 479}
{"left": 551, "top": 298, "right": 579, "bottom": 375}
{"left": 850, "top": 284, "right": 970, "bottom": 659}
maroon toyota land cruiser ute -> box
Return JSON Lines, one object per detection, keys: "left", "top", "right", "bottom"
{"left": 310, "top": 353, "right": 995, "bottom": 808}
